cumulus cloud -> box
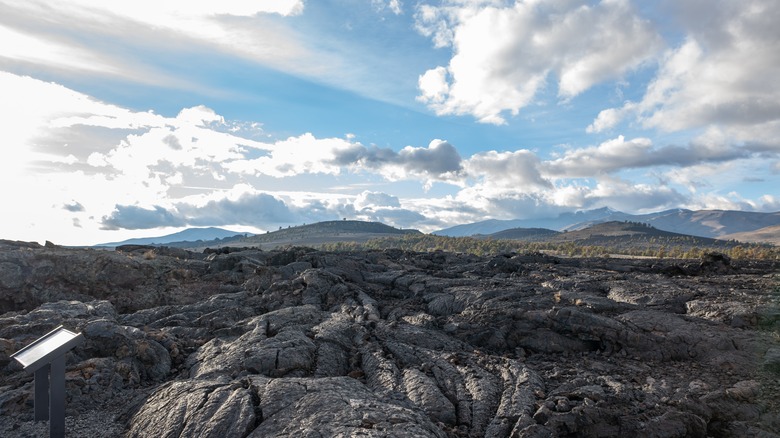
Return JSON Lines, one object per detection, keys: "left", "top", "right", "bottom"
{"left": 84, "top": 108, "right": 257, "bottom": 185}
{"left": 415, "top": 0, "right": 662, "bottom": 124}
{"left": 544, "top": 135, "right": 752, "bottom": 177}
{"left": 357, "top": 207, "right": 428, "bottom": 229}
{"left": 447, "top": 172, "right": 687, "bottom": 223}
{"left": 225, "top": 134, "right": 357, "bottom": 178}
{"left": 100, "top": 191, "right": 296, "bottom": 230}
{"left": 354, "top": 191, "right": 402, "bottom": 210}
{"left": 590, "top": 0, "right": 780, "bottom": 147}
{"left": 5, "top": 69, "right": 777, "bottom": 244}
{"left": 175, "top": 105, "right": 225, "bottom": 127}
{"left": 177, "top": 192, "right": 296, "bottom": 226}
{"left": 544, "top": 136, "right": 654, "bottom": 177}
{"left": 101, "top": 205, "right": 185, "bottom": 230}
{"left": 685, "top": 192, "right": 780, "bottom": 213}
{"left": 585, "top": 176, "right": 687, "bottom": 212}
{"left": 464, "top": 149, "right": 551, "bottom": 190}
{"left": 397, "top": 140, "right": 463, "bottom": 177}
{"left": 373, "top": 0, "right": 403, "bottom": 15}
{"left": 2, "top": 73, "right": 473, "bottom": 238}
{"left": 331, "top": 139, "right": 463, "bottom": 183}
{"left": 587, "top": 106, "right": 631, "bottom": 134}
{"left": 347, "top": 191, "right": 432, "bottom": 228}
{"left": 63, "top": 201, "right": 85, "bottom": 212}
{"left": 454, "top": 188, "right": 567, "bottom": 220}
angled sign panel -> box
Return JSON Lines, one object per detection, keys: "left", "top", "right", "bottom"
{"left": 11, "top": 326, "right": 84, "bottom": 373}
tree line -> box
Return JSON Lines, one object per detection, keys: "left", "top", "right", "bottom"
{"left": 319, "top": 234, "right": 780, "bottom": 260}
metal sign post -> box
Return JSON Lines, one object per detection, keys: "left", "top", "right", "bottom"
{"left": 11, "top": 326, "right": 84, "bottom": 438}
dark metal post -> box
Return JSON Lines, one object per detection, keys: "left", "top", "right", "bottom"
{"left": 50, "top": 355, "right": 66, "bottom": 438}
{"left": 34, "top": 364, "right": 50, "bottom": 421}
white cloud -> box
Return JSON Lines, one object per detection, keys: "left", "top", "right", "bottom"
{"left": 585, "top": 175, "right": 685, "bottom": 212}
{"left": 463, "top": 149, "right": 551, "bottom": 191}
{"left": 0, "top": 0, "right": 310, "bottom": 85}
{"left": 83, "top": 107, "right": 263, "bottom": 188}
{"left": 389, "top": 0, "right": 403, "bottom": 15}
{"left": 101, "top": 205, "right": 185, "bottom": 230}
{"left": 544, "top": 134, "right": 751, "bottom": 177}
{"left": 447, "top": 172, "right": 686, "bottom": 222}
{"left": 0, "top": 24, "right": 118, "bottom": 75}
{"left": 373, "top": 0, "right": 404, "bottom": 15}
{"left": 330, "top": 139, "right": 464, "bottom": 185}
{"left": 544, "top": 135, "right": 655, "bottom": 177}
{"left": 664, "top": 161, "right": 732, "bottom": 193}
{"left": 0, "top": 73, "right": 281, "bottom": 243}
{"left": 590, "top": 0, "right": 780, "bottom": 147}
{"left": 225, "top": 134, "right": 356, "bottom": 178}
{"left": 175, "top": 106, "right": 225, "bottom": 127}
{"left": 417, "top": 67, "right": 450, "bottom": 106}
{"left": 415, "top": 0, "right": 662, "bottom": 124}
{"left": 9, "top": 0, "right": 304, "bottom": 29}
{"left": 354, "top": 191, "right": 402, "bottom": 210}
{"left": 455, "top": 188, "right": 564, "bottom": 220}
{"left": 683, "top": 192, "right": 772, "bottom": 213}
{"left": 3, "top": 70, "right": 777, "bottom": 244}
{"left": 392, "top": 140, "right": 464, "bottom": 182}
{"left": 414, "top": 4, "right": 453, "bottom": 48}
{"left": 757, "top": 195, "right": 780, "bottom": 211}
{"left": 0, "top": 73, "right": 469, "bottom": 242}
{"left": 586, "top": 106, "right": 632, "bottom": 133}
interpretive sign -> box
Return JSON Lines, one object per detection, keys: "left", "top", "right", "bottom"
{"left": 11, "top": 325, "right": 84, "bottom": 438}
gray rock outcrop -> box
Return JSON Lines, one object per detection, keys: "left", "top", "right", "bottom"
{"left": 0, "top": 240, "right": 778, "bottom": 437}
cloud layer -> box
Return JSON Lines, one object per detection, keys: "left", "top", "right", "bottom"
{"left": 415, "top": 0, "right": 661, "bottom": 124}
{"left": 587, "top": 0, "right": 780, "bottom": 148}
{"left": 2, "top": 67, "right": 777, "bottom": 244}
{"left": 2, "top": 1, "right": 780, "bottom": 245}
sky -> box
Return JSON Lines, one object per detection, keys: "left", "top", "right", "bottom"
{"left": 1, "top": 0, "right": 779, "bottom": 245}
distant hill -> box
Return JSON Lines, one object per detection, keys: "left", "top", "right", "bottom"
{"left": 179, "top": 220, "right": 422, "bottom": 250}
{"left": 480, "top": 228, "right": 559, "bottom": 241}
{"left": 485, "top": 221, "right": 734, "bottom": 251}
{"left": 436, "top": 207, "right": 625, "bottom": 237}
{"left": 720, "top": 225, "right": 780, "bottom": 245}
{"left": 316, "top": 220, "right": 775, "bottom": 259}
{"left": 548, "top": 221, "right": 719, "bottom": 243}
{"left": 97, "top": 227, "right": 248, "bottom": 247}
{"left": 637, "top": 209, "right": 780, "bottom": 239}
{"left": 436, "top": 207, "right": 780, "bottom": 244}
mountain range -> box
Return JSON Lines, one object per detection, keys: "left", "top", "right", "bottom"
{"left": 435, "top": 207, "right": 780, "bottom": 241}
{"left": 97, "top": 208, "right": 780, "bottom": 249}
{"left": 100, "top": 221, "right": 420, "bottom": 250}
{"left": 98, "top": 227, "right": 248, "bottom": 247}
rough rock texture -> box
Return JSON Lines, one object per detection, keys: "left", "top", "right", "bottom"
{"left": 0, "top": 240, "right": 779, "bottom": 437}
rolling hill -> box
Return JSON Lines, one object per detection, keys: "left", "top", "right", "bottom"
{"left": 436, "top": 207, "right": 780, "bottom": 243}
{"left": 98, "top": 227, "right": 248, "bottom": 247}
{"left": 478, "top": 221, "right": 741, "bottom": 254}
{"left": 171, "top": 220, "right": 422, "bottom": 250}
{"left": 479, "top": 227, "right": 559, "bottom": 241}
{"left": 436, "top": 207, "right": 627, "bottom": 237}
{"left": 720, "top": 225, "right": 780, "bottom": 245}
{"left": 547, "top": 221, "right": 727, "bottom": 246}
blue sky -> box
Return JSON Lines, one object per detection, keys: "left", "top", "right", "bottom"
{"left": 1, "top": 0, "right": 778, "bottom": 245}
